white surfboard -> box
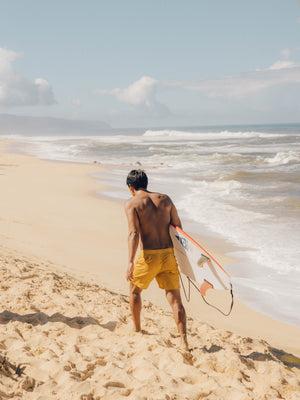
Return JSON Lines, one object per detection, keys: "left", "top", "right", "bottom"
{"left": 170, "top": 224, "right": 231, "bottom": 296}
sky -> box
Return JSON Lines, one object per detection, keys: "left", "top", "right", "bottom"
{"left": 0, "top": 0, "right": 300, "bottom": 128}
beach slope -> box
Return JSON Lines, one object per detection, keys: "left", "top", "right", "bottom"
{"left": 1, "top": 250, "right": 300, "bottom": 400}
{"left": 0, "top": 142, "right": 300, "bottom": 399}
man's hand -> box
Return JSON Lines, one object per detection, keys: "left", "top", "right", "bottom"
{"left": 126, "top": 262, "right": 134, "bottom": 281}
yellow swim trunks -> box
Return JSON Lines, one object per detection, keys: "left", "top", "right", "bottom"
{"left": 132, "top": 248, "right": 180, "bottom": 290}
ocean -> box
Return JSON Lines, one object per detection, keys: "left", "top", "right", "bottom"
{"left": 2, "top": 123, "right": 300, "bottom": 327}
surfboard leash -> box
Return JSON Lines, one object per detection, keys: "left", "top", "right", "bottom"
{"left": 180, "top": 274, "right": 234, "bottom": 316}
{"left": 180, "top": 273, "right": 191, "bottom": 302}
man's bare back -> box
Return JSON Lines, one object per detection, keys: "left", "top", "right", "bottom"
{"left": 125, "top": 190, "right": 181, "bottom": 250}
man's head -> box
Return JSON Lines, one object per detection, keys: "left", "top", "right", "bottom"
{"left": 126, "top": 169, "right": 148, "bottom": 191}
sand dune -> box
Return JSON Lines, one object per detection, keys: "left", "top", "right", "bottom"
{"left": 1, "top": 249, "right": 299, "bottom": 400}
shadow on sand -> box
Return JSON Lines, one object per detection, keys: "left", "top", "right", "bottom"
{"left": 0, "top": 310, "right": 117, "bottom": 331}
{"left": 241, "top": 346, "right": 300, "bottom": 370}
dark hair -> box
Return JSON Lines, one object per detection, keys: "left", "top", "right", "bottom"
{"left": 126, "top": 169, "right": 148, "bottom": 190}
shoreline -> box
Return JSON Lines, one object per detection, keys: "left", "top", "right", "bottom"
{"left": 0, "top": 139, "right": 299, "bottom": 358}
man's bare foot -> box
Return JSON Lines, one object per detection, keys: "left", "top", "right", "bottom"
{"left": 133, "top": 328, "right": 148, "bottom": 334}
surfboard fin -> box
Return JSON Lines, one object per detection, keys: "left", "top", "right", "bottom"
{"left": 197, "top": 254, "right": 210, "bottom": 267}
{"left": 200, "top": 280, "right": 213, "bottom": 296}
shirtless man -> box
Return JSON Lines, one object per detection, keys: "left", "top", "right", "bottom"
{"left": 124, "top": 169, "right": 188, "bottom": 350}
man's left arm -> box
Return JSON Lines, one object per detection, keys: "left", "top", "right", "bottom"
{"left": 124, "top": 201, "right": 140, "bottom": 281}
{"left": 170, "top": 200, "right": 182, "bottom": 229}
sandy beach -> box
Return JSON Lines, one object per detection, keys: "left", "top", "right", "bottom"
{"left": 0, "top": 140, "right": 299, "bottom": 399}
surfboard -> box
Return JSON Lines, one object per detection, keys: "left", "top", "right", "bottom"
{"left": 170, "top": 224, "right": 232, "bottom": 296}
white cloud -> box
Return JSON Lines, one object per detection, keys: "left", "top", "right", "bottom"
{"left": 0, "top": 47, "right": 56, "bottom": 107}
{"left": 280, "top": 48, "right": 291, "bottom": 59}
{"left": 268, "top": 60, "right": 296, "bottom": 70}
{"left": 95, "top": 76, "right": 170, "bottom": 117}
{"left": 95, "top": 61, "right": 300, "bottom": 120}
{"left": 165, "top": 61, "right": 300, "bottom": 99}
{"left": 96, "top": 76, "right": 158, "bottom": 106}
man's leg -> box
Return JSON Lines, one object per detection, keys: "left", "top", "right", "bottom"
{"left": 130, "top": 282, "right": 143, "bottom": 332}
{"left": 165, "top": 289, "right": 188, "bottom": 350}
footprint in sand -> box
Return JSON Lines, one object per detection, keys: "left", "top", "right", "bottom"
{"left": 21, "top": 376, "right": 36, "bottom": 392}
{"left": 104, "top": 381, "right": 125, "bottom": 388}
{"left": 80, "top": 394, "right": 101, "bottom": 400}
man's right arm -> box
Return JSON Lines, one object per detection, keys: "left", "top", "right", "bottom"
{"left": 124, "top": 200, "right": 140, "bottom": 281}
